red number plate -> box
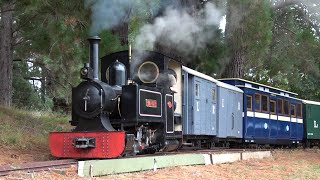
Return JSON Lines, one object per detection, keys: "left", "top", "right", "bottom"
{"left": 145, "top": 99, "right": 157, "bottom": 108}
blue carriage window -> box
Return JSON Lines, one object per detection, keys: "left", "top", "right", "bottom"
{"left": 284, "top": 100, "right": 289, "bottom": 116}
{"left": 195, "top": 83, "right": 200, "bottom": 97}
{"left": 270, "top": 100, "right": 276, "bottom": 114}
{"left": 254, "top": 94, "right": 261, "bottom": 112}
{"left": 262, "top": 95, "right": 269, "bottom": 112}
{"left": 246, "top": 95, "right": 252, "bottom": 111}
{"left": 212, "top": 88, "right": 216, "bottom": 101}
{"left": 277, "top": 99, "right": 283, "bottom": 114}
{"left": 297, "top": 103, "right": 302, "bottom": 118}
{"left": 291, "top": 104, "right": 296, "bottom": 117}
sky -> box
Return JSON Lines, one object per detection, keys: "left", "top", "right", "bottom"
{"left": 219, "top": 15, "right": 226, "bottom": 33}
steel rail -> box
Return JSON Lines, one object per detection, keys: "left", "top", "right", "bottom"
{"left": 0, "top": 159, "right": 77, "bottom": 176}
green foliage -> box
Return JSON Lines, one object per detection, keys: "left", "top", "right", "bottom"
{"left": 191, "top": 29, "right": 227, "bottom": 77}
{"left": 12, "top": 61, "right": 52, "bottom": 110}
{"left": 13, "top": 0, "right": 90, "bottom": 103}
{"left": 244, "top": 0, "right": 273, "bottom": 68}
{"left": 10, "top": 0, "right": 163, "bottom": 106}
{"left": 6, "top": 0, "right": 320, "bottom": 106}
{"left": 239, "top": 1, "right": 320, "bottom": 100}
{"left": 99, "top": 30, "right": 127, "bottom": 55}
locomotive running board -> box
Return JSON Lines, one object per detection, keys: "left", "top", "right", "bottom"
{"left": 49, "top": 131, "right": 125, "bottom": 158}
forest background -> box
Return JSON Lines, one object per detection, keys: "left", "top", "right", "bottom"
{"left": 0, "top": 0, "right": 319, "bottom": 111}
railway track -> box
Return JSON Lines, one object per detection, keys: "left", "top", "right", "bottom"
{"left": 0, "top": 159, "right": 77, "bottom": 176}
{"left": 0, "top": 148, "right": 272, "bottom": 176}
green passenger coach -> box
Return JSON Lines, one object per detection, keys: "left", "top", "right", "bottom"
{"left": 303, "top": 100, "right": 320, "bottom": 147}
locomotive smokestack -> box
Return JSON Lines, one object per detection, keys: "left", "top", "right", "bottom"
{"left": 88, "top": 36, "right": 101, "bottom": 80}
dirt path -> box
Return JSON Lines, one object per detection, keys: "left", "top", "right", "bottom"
{"left": 0, "top": 147, "right": 51, "bottom": 165}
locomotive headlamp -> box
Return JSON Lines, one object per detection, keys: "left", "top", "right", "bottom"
{"left": 138, "top": 61, "right": 159, "bottom": 83}
{"left": 80, "top": 63, "right": 93, "bottom": 79}
{"left": 80, "top": 67, "right": 88, "bottom": 76}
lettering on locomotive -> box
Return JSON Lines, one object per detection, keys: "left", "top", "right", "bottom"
{"left": 145, "top": 99, "right": 157, "bottom": 108}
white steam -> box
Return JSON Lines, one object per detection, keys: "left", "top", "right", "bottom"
{"left": 134, "top": 2, "right": 222, "bottom": 56}
{"left": 85, "top": 0, "right": 133, "bottom": 35}
{"left": 85, "top": 0, "right": 162, "bottom": 35}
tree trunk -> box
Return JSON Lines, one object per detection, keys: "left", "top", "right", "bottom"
{"left": 221, "top": 0, "right": 246, "bottom": 78}
{"left": 0, "top": 2, "right": 15, "bottom": 106}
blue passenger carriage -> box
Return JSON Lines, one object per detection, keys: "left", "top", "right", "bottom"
{"left": 220, "top": 79, "right": 303, "bottom": 146}
{"left": 181, "top": 67, "right": 243, "bottom": 147}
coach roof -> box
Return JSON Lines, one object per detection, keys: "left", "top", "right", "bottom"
{"left": 219, "top": 78, "right": 298, "bottom": 96}
{"left": 182, "top": 66, "right": 243, "bottom": 93}
{"left": 303, "top": 100, "right": 320, "bottom": 106}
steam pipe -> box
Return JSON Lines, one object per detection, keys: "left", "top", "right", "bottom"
{"left": 88, "top": 36, "right": 101, "bottom": 80}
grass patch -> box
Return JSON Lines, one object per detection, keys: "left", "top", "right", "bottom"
{"left": 0, "top": 106, "right": 71, "bottom": 151}
{"left": 286, "top": 164, "right": 320, "bottom": 179}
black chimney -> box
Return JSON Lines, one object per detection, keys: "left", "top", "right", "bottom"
{"left": 88, "top": 36, "right": 101, "bottom": 80}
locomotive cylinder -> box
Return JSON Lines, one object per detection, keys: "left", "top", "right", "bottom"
{"left": 88, "top": 36, "right": 101, "bottom": 80}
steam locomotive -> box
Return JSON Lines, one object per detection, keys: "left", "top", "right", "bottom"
{"left": 49, "top": 36, "right": 320, "bottom": 159}
{"left": 49, "top": 37, "right": 183, "bottom": 158}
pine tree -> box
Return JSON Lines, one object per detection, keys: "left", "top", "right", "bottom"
{"left": 0, "top": 1, "right": 15, "bottom": 106}
{"left": 221, "top": 0, "right": 272, "bottom": 78}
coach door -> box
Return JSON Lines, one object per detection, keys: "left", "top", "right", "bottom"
{"left": 206, "top": 81, "right": 217, "bottom": 135}
{"left": 193, "top": 79, "right": 202, "bottom": 134}
{"left": 192, "top": 77, "right": 217, "bottom": 135}
{"left": 227, "top": 90, "right": 238, "bottom": 137}
{"left": 290, "top": 102, "right": 298, "bottom": 140}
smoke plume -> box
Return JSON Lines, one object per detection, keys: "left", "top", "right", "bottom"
{"left": 85, "top": 0, "right": 163, "bottom": 35}
{"left": 134, "top": 2, "right": 222, "bottom": 56}
{"left": 84, "top": 0, "right": 133, "bottom": 35}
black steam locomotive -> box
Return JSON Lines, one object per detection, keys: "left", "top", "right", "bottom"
{"left": 49, "top": 37, "right": 182, "bottom": 158}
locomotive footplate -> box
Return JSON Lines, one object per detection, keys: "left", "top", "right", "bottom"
{"left": 49, "top": 131, "right": 125, "bottom": 158}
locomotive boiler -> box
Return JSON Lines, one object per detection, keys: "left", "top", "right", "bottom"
{"left": 49, "top": 36, "right": 182, "bottom": 158}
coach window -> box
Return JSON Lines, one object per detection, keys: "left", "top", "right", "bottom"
{"left": 297, "top": 103, "right": 302, "bottom": 118}
{"left": 255, "top": 94, "right": 261, "bottom": 112}
{"left": 195, "top": 83, "right": 200, "bottom": 98}
{"left": 291, "top": 104, "right": 296, "bottom": 117}
{"left": 247, "top": 95, "right": 252, "bottom": 111}
{"left": 212, "top": 88, "right": 216, "bottom": 101}
{"left": 262, "top": 95, "right": 269, "bottom": 113}
{"left": 270, "top": 100, "right": 276, "bottom": 114}
{"left": 277, "top": 99, "right": 283, "bottom": 114}
{"left": 284, "top": 100, "right": 289, "bottom": 116}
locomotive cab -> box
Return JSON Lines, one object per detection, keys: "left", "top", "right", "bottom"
{"left": 101, "top": 49, "right": 183, "bottom": 154}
